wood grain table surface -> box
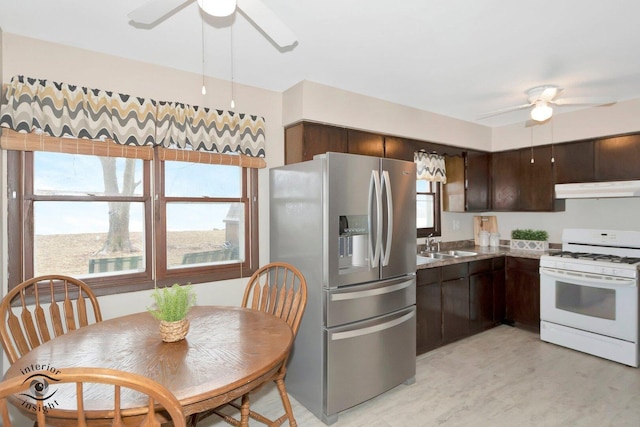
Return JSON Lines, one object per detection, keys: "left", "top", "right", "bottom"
{"left": 3, "top": 305, "right": 293, "bottom": 425}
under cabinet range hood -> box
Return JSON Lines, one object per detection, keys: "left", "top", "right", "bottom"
{"left": 555, "top": 180, "right": 640, "bottom": 199}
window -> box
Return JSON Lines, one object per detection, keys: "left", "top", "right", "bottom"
{"left": 416, "top": 180, "right": 441, "bottom": 238}
{"left": 7, "top": 148, "right": 258, "bottom": 296}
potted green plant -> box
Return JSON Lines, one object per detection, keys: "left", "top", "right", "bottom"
{"left": 148, "top": 284, "right": 196, "bottom": 342}
{"left": 510, "top": 229, "right": 549, "bottom": 252}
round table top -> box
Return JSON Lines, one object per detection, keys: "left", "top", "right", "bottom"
{"left": 3, "top": 305, "right": 293, "bottom": 421}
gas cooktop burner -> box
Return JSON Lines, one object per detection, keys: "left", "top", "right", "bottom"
{"left": 550, "top": 251, "right": 640, "bottom": 265}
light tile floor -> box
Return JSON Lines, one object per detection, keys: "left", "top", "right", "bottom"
{"left": 207, "top": 325, "right": 640, "bottom": 426}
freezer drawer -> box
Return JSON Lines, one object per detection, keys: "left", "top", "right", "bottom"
{"left": 325, "top": 275, "right": 416, "bottom": 328}
{"left": 325, "top": 306, "right": 416, "bottom": 417}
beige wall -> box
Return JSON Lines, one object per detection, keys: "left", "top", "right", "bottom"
{"left": 283, "top": 80, "right": 493, "bottom": 151}
{"left": 492, "top": 97, "right": 640, "bottom": 151}
{"left": 1, "top": 33, "right": 283, "bottom": 324}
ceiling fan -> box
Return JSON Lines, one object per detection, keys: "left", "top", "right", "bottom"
{"left": 479, "top": 85, "right": 615, "bottom": 123}
{"left": 128, "top": 0, "right": 297, "bottom": 48}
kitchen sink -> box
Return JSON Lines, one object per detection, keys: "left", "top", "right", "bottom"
{"left": 419, "top": 252, "right": 456, "bottom": 260}
{"left": 417, "top": 250, "right": 478, "bottom": 262}
{"left": 440, "top": 250, "right": 478, "bottom": 257}
{"left": 416, "top": 255, "right": 440, "bottom": 264}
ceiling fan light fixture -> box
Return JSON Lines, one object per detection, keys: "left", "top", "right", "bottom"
{"left": 197, "top": 0, "right": 237, "bottom": 17}
{"left": 531, "top": 100, "right": 553, "bottom": 122}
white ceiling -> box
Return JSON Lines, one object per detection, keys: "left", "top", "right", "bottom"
{"left": 2, "top": 0, "right": 640, "bottom": 127}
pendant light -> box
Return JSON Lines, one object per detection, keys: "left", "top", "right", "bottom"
{"left": 198, "top": 0, "right": 237, "bottom": 17}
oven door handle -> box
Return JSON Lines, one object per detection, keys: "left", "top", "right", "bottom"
{"left": 540, "top": 267, "right": 637, "bottom": 289}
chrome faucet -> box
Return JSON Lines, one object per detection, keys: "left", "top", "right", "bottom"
{"left": 424, "top": 234, "right": 440, "bottom": 253}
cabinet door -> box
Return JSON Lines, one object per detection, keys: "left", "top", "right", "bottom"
{"left": 519, "top": 146, "right": 564, "bottom": 211}
{"left": 442, "top": 276, "right": 469, "bottom": 343}
{"left": 493, "top": 257, "right": 506, "bottom": 324}
{"left": 384, "top": 136, "right": 416, "bottom": 161}
{"left": 284, "top": 122, "right": 348, "bottom": 164}
{"left": 554, "top": 140, "right": 595, "bottom": 184}
{"left": 348, "top": 129, "right": 384, "bottom": 157}
{"left": 416, "top": 268, "right": 442, "bottom": 354}
{"left": 505, "top": 257, "right": 540, "bottom": 331}
{"left": 490, "top": 150, "right": 520, "bottom": 211}
{"left": 595, "top": 135, "right": 640, "bottom": 180}
{"left": 465, "top": 151, "right": 490, "bottom": 211}
{"left": 443, "top": 156, "right": 465, "bottom": 212}
{"left": 469, "top": 259, "right": 493, "bottom": 333}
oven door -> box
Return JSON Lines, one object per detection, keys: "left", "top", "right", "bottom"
{"left": 540, "top": 267, "right": 638, "bottom": 342}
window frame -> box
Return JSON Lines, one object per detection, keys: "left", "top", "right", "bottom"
{"left": 6, "top": 148, "right": 259, "bottom": 296}
{"left": 416, "top": 180, "right": 441, "bottom": 238}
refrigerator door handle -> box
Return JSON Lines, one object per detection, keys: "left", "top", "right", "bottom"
{"left": 381, "top": 170, "right": 393, "bottom": 266}
{"left": 330, "top": 310, "right": 415, "bottom": 341}
{"left": 368, "top": 170, "right": 381, "bottom": 267}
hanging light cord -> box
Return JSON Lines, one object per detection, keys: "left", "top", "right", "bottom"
{"left": 550, "top": 120, "right": 555, "bottom": 163}
{"left": 530, "top": 127, "right": 535, "bottom": 164}
{"left": 201, "top": 16, "right": 206, "bottom": 95}
{"left": 230, "top": 25, "right": 235, "bottom": 109}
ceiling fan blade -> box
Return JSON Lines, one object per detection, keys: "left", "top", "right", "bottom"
{"left": 552, "top": 97, "right": 616, "bottom": 106}
{"left": 477, "top": 103, "right": 533, "bottom": 119}
{"left": 237, "top": 0, "right": 297, "bottom": 48}
{"left": 128, "top": 0, "right": 193, "bottom": 25}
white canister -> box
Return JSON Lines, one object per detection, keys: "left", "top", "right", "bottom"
{"left": 490, "top": 233, "right": 500, "bottom": 247}
{"left": 478, "top": 230, "right": 490, "bottom": 247}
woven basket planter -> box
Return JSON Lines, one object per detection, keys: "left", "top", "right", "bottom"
{"left": 159, "top": 318, "right": 190, "bottom": 342}
{"left": 510, "top": 239, "right": 549, "bottom": 252}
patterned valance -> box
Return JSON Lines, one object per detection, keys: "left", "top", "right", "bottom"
{"left": 414, "top": 151, "right": 447, "bottom": 183}
{"left": 0, "top": 75, "right": 265, "bottom": 157}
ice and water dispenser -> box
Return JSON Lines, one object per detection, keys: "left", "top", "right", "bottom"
{"left": 338, "top": 215, "right": 370, "bottom": 271}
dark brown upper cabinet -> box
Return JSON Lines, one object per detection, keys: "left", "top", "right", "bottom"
{"left": 490, "top": 147, "right": 564, "bottom": 212}
{"left": 384, "top": 136, "right": 416, "bottom": 161}
{"left": 284, "top": 122, "right": 348, "bottom": 164}
{"left": 490, "top": 150, "right": 520, "bottom": 211}
{"left": 347, "top": 129, "right": 384, "bottom": 157}
{"left": 443, "top": 151, "right": 490, "bottom": 212}
{"left": 465, "top": 151, "right": 491, "bottom": 211}
{"left": 553, "top": 140, "right": 595, "bottom": 184}
{"left": 519, "top": 145, "right": 564, "bottom": 211}
{"left": 595, "top": 134, "right": 640, "bottom": 181}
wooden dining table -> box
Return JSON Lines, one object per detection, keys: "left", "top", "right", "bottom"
{"left": 3, "top": 305, "right": 294, "bottom": 426}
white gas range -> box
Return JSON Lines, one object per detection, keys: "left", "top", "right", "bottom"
{"left": 539, "top": 229, "right": 640, "bottom": 367}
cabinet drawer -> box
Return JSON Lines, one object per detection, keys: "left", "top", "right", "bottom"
{"left": 442, "top": 263, "right": 468, "bottom": 281}
{"left": 493, "top": 256, "right": 505, "bottom": 270}
{"left": 469, "top": 259, "right": 492, "bottom": 274}
{"left": 417, "top": 267, "right": 440, "bottom": 285}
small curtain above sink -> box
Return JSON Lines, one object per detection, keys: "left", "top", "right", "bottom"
{"left": 414, "top": 152, "right": 447, "bottom": 183}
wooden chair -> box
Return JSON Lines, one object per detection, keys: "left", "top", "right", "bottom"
{"left": 0, "top": 275, "right": 103, "bottom": 364}
{"left": 0, "top": 367, "right": 186, "bottom": 426}
{"left": 197, "top": 262, "right": 307, "bottom": 427}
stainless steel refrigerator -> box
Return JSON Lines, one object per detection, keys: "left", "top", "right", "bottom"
{"left": 270, "top": 152, "right": 416, "bottom": 425}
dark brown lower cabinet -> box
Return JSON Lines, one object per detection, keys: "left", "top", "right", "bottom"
{"left": 493, "top": 257, "right": 506, "bottom": 323}
{"left": 469, "top": 259, "right": 494, "bottom": 333}
{"left": 442, "top": 263, "right": 469, "bottom": 344}
{"left": 416, "top": 268, "right": 442, "bottom": 354}
{"left": 505, "top": 257, "right": 540, "bottom": 331}
{"left": 416, "top": 256, "right": 506, "bottom": 355}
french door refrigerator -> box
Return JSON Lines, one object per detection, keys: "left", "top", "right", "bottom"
{"left": 270, "top": 152, "right": 416, "bottom": 425}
